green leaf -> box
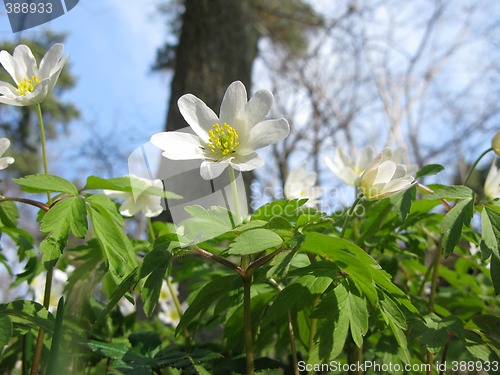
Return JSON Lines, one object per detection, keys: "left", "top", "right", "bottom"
{"left": 491, "top": 254, "right": 500, "bottom": 295}
{"left": 422, "top": 185, "right": 473, "bottom": 200}
{"left": 86, "top": 193, "right": 124, "bottom": 226}
{"left": 89, "top": 207, "right": 138, "bottom": 282}
{"left": 180, "top": 205, "right": 236, "bottom": 242}
{"left": 0, "top": 300, "right": 55, "bottom": 333}
{"left": 251, "top": 199, "right": 307, "bottom": 222}
{"left": 481, "top": 207, "right": 500, "bottom": 259}
{"left": 94, "top": 268, "right": 139, "bottom": 327}
{"left": 176, "top": 275, "right": 241, "bottom": 335}
{"left": 379, "top": 293, "right": 410, "bottom": 362}
{"left": 39, "top": 236, "right": 63, "bottom": 269}
{"left": 0, "top": 201, "right": 18, "bottom": 227}
{"left": 389, "top": 185, "right": 416, "bottom": 222}
{"left": 228, "top": 228, "right": 283, "bottom": 255}
{"left": 41, "top": 197, "right": 88, "bottom": 239}
{"left": 0, "top": 314, "right": 12, "bottom": 352}
{"left": 413, "top": 314, "right": 463, "bottom": 355}
{"left": 45, "top": 297, "right": 65, "bottom": 375}
{"left": 441, "top": 198, "right": 474, "bottom": 256}
{"left": 140, "top": 236, "right": 173, "bottom": 316}
{"left": 416, "top": 164, "right": 445, "bottom": 178}
{"left": 12, "top": 174, "right": 78, "bottom": 195}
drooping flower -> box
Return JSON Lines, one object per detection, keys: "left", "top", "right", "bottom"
{"left": 104, "top": 175, "right": 164, "bottom": 218}
{"left": 0, "top": 138, "right": 14, "bottom": 169}
{"left": 484, "top": 161, "right": 500, "bottom": 202}
{"left": 492, "top": 130, "right": 500, "bottom": 156}
{"left": 284, "top": 163, "right": 322, "bottom": 207}
{"left": 358, "top": 147, "right": 416, "bottom": 200}
{"left": 151, "top": 81, "right": 290, "bottom": 180}
{"left": 325, "top": 147, "right": 373, "bottom": 186}
{"left": 0, "top": 44, "right": 67, "bottom": 106}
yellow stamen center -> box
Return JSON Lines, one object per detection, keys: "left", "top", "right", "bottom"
{"left": 207, "top": 123, "right": 239, "bottom": 158}
{"left": 17, "top": 76, "right": 40, "bottom": 96}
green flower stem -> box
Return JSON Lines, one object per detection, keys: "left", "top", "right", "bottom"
{"left": 340, "top": 195, "right": 363, "bottom": 238}
{"left": 30, "top": 103, "right": 55, "bottom": 375}
{"left": 243, "top": 274, "right": 254, "bottom": 375}
{"left": 30, "top": 267, "right": 53, "bottom": 375}
{"left": 147, "top": 218, "right": 156, "bottom": 242}
{"left": 228, "top": 166, "right": 241, "bottom": 224}
{"left": 463, "top": 147, "right": 493, "bottom": 186}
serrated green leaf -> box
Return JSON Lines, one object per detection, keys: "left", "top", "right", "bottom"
{"left": 0, "top": 314, "right": 12, "bottom": 352}
{"left": 176, "top": 275, "right": 241, "bottom": 335}
{"left": 140, "top": 236, "right": 173, "bottom": 317}
{"left": 41, "top": 197, "right": 88, "bottom": 238}
{"left": 441, "top": 198, "right": 474, "bottom": 256}
{"left": 416, "top": 164, "right": 445, "bottom": 178}
{"left": 86, "top": 193, "right": 124, "bottom": 226}
{"left": 422, "top": 185, "right": 473, "bottom": 200}
{"left": 414, "top": 314, "right": 463, "bottom": 355}
{"left": 0, "top": 300, "right": 55, "bottom": 333}
{"left": 0, "top": 201, "right": 18, "bottom": 227}
{"left": 481, "top": 207, "right": 500, "bottom": 259}
{"left": 12, "top": 174, "right": 78, "bottom": 195}
{"left": 251, "top": 199, "right": 307, "bottom": 222}
{"left": 39, "top": 236, "right": 62, "bottom": 269}
{"left": 228, "top": 228, "right": 283, "bottom": 255}
{"left": 89, "top": 207, "right": 138, "bottom": 282}
{"left": 389, "top": 185, "right": 416, "bottom": 222}
{"left": 94, "top": 268, "right": 139, "bottom": 327}
{"left": 491, "top": 254, "right": 500, "bottom": 295}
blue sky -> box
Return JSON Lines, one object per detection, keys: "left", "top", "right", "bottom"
{"left": 0, "top": 0, "right": 173, "bottom": 179}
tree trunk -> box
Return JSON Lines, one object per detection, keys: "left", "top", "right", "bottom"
{"left": 166, "top": 0, "right": 259, "bottom": 131}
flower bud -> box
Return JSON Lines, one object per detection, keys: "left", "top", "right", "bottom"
{"left": 492, "top": 130, "right": 500, "bottom": 156}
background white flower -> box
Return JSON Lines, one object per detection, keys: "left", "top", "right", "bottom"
{"left": 104, "top": 175, "right": 164, "bottom": 218}
{"left": 31, "top": 267, "right": 73, "bottom": 312}
{"left": 484, "top": 161, "right": 500, "bottom": 201}
{"left": 358, "top": 147, "right": 416, "bottom": 200}
{"left": 0, "top": 44, "right": 67, "bottom": 106}
{"left": 151, "top": 81, "right": 290, "bottom": 180}
{"left": 284, "top": 163, "right": 322, "bottom": 207}
{"left": 325, "top": 147, "right": 373, "bottom": 186}
{"left": 157, "top": 279, "right": 186, "bottom": 326}
{"left": 0, "top": 137, "right": 14, "bottom": 170}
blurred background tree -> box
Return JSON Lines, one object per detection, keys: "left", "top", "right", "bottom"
{"left": 0, "top": 30, "right": 79, "bottom": 176}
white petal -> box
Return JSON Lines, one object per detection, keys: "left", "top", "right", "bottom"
{"left": 39, "top": 44, "right": 64, "bottom": 78}
{"left": 230, "top": 152, "right": 264, "bottom": 171}
{"left": 119, "top": 197, "right": 141, "bottom": 217}
{"left": 13, "top": 45, "right": 38, "bottom": 80}
{"left": 240, "top": 89, "right": 273, "bottom": 127}
{"left": 200, "top": 160, "right": 229, "bottom": 180}
{"left": 356, "top": 147, "right": 374, "bottom": 171}
{"left": 0, "top": 138, "right": 10, "bottom": 156}
{"left": 151, "top": 132, "right": 205, "bottom": 160}
{"left": 178, "top": 94, "right": 219, "bottom": 143}
{"left": 373, "top": 160, "right": 397, "bottom": 184}
{"left": 0, "top": 157, "right": 14, "bottom": 170}
{"left": 103, "top": 190, "right": 130, "bottom": 200}
{"left": 243, "top": 118, "right": 290, "bottom": 152}
{"left": 0, "top": 81, "right": 19, "bottom": 97}
{"left": 219, "top": 81, "right": 247, "bottom": 124}
{"left": 22, "top": 79, "right": 50, "bottom": 104}
{"left": 0, "top": 51, "right": 19, "bottom": 83}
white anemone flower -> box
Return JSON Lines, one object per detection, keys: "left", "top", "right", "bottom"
{"left": 325, "top": 147, "right": 373, "bottom": 186}
{"left": 358, "top": 147, "right": 416, "bottom": 200}
{"left": 0, "top": 44, "right": 67, "bottom": 106}
{"left": 284, "top": 163, "right": 322, "bottom": 207}
{"left": 0, "top": 138, "right": 14, "bottom": 169}
{"left": 151, "top": 81, "right": 290, "bottom": 180}
{"left": 104, "top": 176, "right": 164, "bottom": 218}
{"left": 484, "top": 161, "right": 500, "bottom": 201}
{"left": 157, "top": 279, "right": 186, "bottom": 326}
